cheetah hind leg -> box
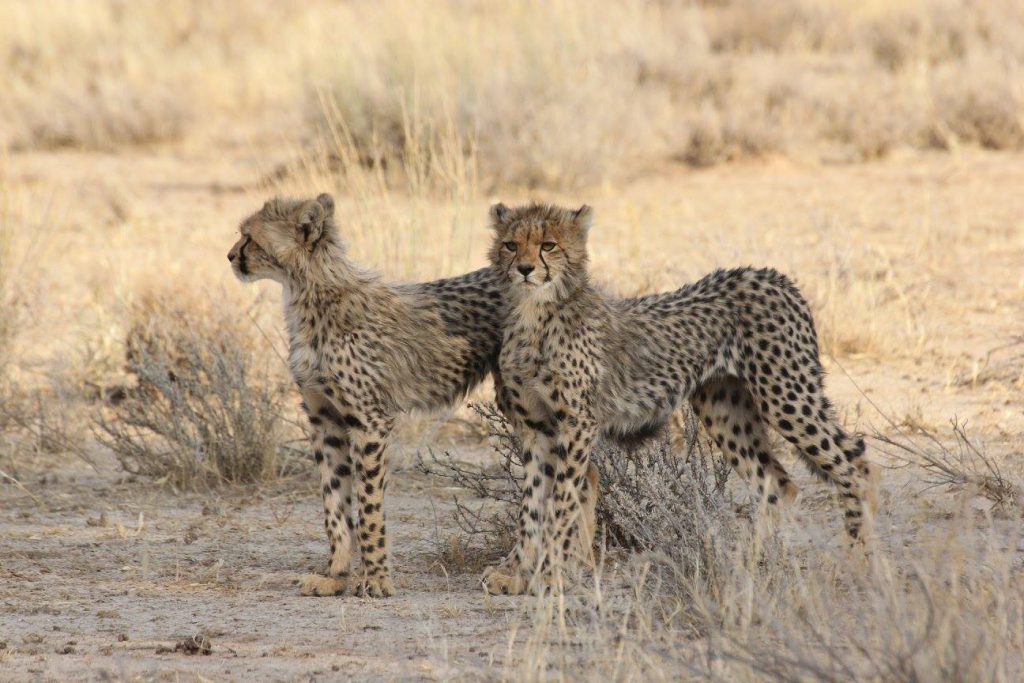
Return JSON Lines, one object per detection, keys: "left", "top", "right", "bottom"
{"left": 744, "top": 362, "right": 877, "bottom": 541}
{"left": 691, "top": 377, "right": 800, "bottom": 514}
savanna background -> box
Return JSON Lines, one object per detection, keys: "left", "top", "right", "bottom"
{"left": 1, "top": 1, "right": 1023, "bottom": 680}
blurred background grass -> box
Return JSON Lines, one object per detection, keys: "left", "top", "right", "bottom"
{"left": 2, "top": 0, "right": 1022, "bottom": 180}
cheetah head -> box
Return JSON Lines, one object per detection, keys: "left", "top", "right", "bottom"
{"left": 228, "top": 193, "right": 336, "bottom": 284}
{"left": 487, "top": 202, "right": 592, "bottom": 298}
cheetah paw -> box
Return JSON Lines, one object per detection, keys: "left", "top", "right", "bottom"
{"left": 299, "top": 573, "right": 348, "bottom": 597}
{"left": 481, "top": 566, "right": 529, "bottom": 596}
{"left": 355, "top": 571, "right": 394, "bottom": 598}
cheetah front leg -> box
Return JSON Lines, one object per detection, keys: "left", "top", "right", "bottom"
{"left": 482, "top": 419, "right": 555, "bottom": 596}
{"left": 349, "top": 413, "right": 395, "bottom": 598}
{"left": 298, "top": 393, "right": 355, "bottom": 597}
{"left": 541, "top": 411, "right": 599, "bottom": 592}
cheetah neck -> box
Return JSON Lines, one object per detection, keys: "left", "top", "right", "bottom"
{"left": 504, "top": 279, "right": 596, "bottom": 353}
{"left": 279, "top": 243, "right": 396, "bottom": 379}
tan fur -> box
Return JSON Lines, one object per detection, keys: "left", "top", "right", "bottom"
{"left": 483, "top": 203, "right": 878, "bottom": 594}
{"left": 229, "top": 194, "right": 511, "bottom": 597}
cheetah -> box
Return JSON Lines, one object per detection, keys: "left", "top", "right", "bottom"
{"left": 225, "top": 193, "right": 586, "bottom": 597}
{"left": 481, "top": 202, "right": 878, "bottom": 595}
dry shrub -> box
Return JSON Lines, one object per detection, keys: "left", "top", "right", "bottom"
{"left": 93, "top": 292, "right": 297, "bottom": 490}
{"left": 417, "top": 404, "right": 734, "bottom": 578}
{"left": 597, "top": 411, "right": 732, "bottom": 558}
{"left": 872, "top": 418, "right": 1021, "bottom": 510}
{"left": 705, "top": 0, "right": 840, "bottom": 53}
{"left": 13, "top": 82, "right": 190, "bottom": 151}
{"left": 932, "top": 63, "right": 1024, "bottom": 151}
{"left": 865, "top": 1, "right": 971, "bottom": 72}
{"left": 415, "top": 405, "right": 522, "bottom": 565}
{"left": 0, "top": 1, "right": 300, "bottom": 150}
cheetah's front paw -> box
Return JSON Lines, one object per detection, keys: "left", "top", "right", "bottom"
{"left": 481, "top": 565, "right": 529, "bottom": 595}
{"left": 355, "top": 570, "right": 395, "bottom": 598}
{"left": 299, "top": 573, "right": 348, "bottom": 596}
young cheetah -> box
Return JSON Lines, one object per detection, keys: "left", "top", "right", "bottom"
{"left": 482, "top": 203, "right": 878, "bottom": 595}
{"left": 227, "top": 194, "right": 519, "bottom": 597}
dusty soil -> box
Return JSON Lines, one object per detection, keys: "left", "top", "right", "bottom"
{"left": 3, "top": 446, "right": 1022, "bottom": 682}
{"left": 1, "top": 456, "right": 525, "bottom": 682}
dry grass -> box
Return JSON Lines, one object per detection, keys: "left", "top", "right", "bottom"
{"left": 873, "top": 418, "right": 1021, "bottom": 509}
{"left": 0, "top": 2, "right": 303, "bottom": 150}
{"left": 92, "top": 291, "right": 299, "bottom": 491}
{"left": 4, "top": 1, "right": 1023, "bottom": 177}
{"left": 0, "top": 192, "right": 15, "bottom": 380}
{"left": 501, "top": 445, "right": 1024, "bottom": 681}
{"left": 508, "top": 514, "right": 1024, "bottom": 682}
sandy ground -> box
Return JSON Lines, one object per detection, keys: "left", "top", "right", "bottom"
{"left": 3, "top": 446, "right": 1022, "bottom": 682}
{"left": 1, "top": 457, "right": 526, "bottom": 682}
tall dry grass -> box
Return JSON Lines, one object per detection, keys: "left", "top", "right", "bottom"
{"left": 502, "top": 473, "right": 1023, "bottom": 682}
{"left": 307, "top": 0, "right": 1024, "bottom": 186}
{"left": 0, "top": 2, "right": 310, "bottom": 150}
{"left": 423, "top": 396, "right": 1023, "bottom": 680}
{"left": 0, "top": 192, "right": 15, "bottom": 380}
{"left": 3, "top": 1, "right": 1023, "bottom": 179}
{"left": 509, "top": 519, "right": 1024, "bottom": 681}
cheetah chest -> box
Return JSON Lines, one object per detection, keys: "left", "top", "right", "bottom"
{"left": 500, "top": 317, "right": 578, "bottom": 413}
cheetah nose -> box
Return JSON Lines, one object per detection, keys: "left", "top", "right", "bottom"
{"left": 517, "top": 264, "right": 535, "bottom": 277}
{"left": 227, "top": 251, "right": 236, "bottom": 262}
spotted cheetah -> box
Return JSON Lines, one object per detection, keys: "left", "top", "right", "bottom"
{"left": 481, "top": 202, "right": 878, "bottom": 595}
{"left": 226, "top": 193, "right": 540, "bottom": 597}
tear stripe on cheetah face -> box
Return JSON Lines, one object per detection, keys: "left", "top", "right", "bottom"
{"left": 487, "top": 203, "right": 879, "bottom": 583}
{"left": 229, "top": 194, "right": 510, "bottom": 597}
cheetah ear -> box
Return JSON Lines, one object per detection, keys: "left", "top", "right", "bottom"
{"left": 572, "top": 204, "right": 593, "bottom": 233}
{"left": 297, "top": 200, "right": 326, "bottom": 248}
{"left": 315, "top": 192, "right": 335, "bottom": 217}
{"left": 489, "top": 203, "right": 511, "bottom": 229}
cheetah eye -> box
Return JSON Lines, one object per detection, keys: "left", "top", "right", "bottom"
{"left": 503, "top": 241, "right": 517, "bottom": 251}
{"left": 540, "top": 241, "right": 557, "bottom": 252}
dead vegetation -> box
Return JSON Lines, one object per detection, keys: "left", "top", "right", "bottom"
{"left": 423, "top": 402, "right": 1024, "bottom": 681}
{"left": 417, "top": 404, "right": 735, "bottom": 583}
{"left": 415, "top": 404, "right": 522, "bottom": 566}
{"left": 957, "top": 336, "right": 1024, "bottom": 389}
{"left": 0, "top": 188, "right": 20, "bottom": 383}
{"left": 501, "top": 434, "right": 1024, "bottom": 682}
{"left": 516, "top": 511, "right": 1024, "bottom": 682}
{"left": 3, "top": 1, "right": 1023, "bottom": 182}
{"left": 92, "top": 293, "right": 300, "bottom": 491}
{"left": 873, "top": 418, "right": 1021, "bottom": 509}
